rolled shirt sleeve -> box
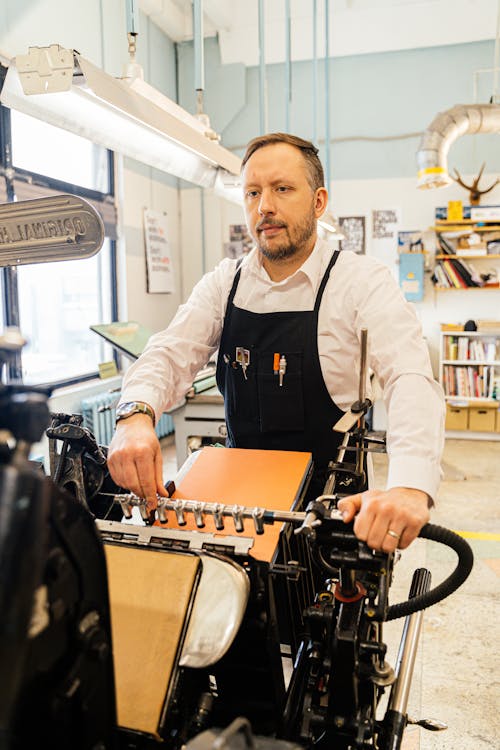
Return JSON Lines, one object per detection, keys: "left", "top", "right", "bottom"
{"left": 119, "top": 258, "right": 238, "bottom": 423}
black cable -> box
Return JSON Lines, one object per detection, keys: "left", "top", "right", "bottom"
{"left": 385, "top": 524, "right": 474, "bottom": 621}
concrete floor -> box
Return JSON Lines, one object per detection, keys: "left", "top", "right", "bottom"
{"left": 162, "top": 436, "right": 500, "bottom": 749}
{"left": 371, "top": 439, "right": 500, "bottom": 750}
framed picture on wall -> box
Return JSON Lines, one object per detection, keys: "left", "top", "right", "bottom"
{"left": 339, "top": 216, "right": 366, "bottom": 254}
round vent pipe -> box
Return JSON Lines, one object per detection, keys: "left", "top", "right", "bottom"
{"left": 416, "top": 103, "right": 500, "bottom": 189}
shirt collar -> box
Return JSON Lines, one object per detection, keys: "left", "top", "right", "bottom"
{"left": 245, "top": 238, "right": 334, "bottom": 289}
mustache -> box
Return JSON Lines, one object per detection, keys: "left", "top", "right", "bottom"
{"left": 256, "top": 219, "right": 286, "bottom": 232}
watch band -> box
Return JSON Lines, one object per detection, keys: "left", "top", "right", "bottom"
{"left": 115, "top": 401, "right": 156, "bottom": 427}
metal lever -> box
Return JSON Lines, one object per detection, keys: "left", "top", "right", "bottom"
{"left": 138, "top": 499, "right": 152, "bottom": 523}
{"left": 212, "top": 503, "right": 225, "bottom": 530}
{"left": 379, "top": 568, "right": 432, "bottom": 750}
{"left": 232, "top": 505, "right": 245, "bottom": 533}
{"left": 332, "top": 327, "right": 371, "bottom": 434}
{"left": 174, "top": 499, "right": 187, "bottom": 526}
{"left": 119, "top": 496, "right": 134, "bottom": 519}
{"left": 193, "top": 501, "right": 206, "bottom": 528}
{"left": 157, "top": 502, "right": 168, "bottom": 523}
{"left": 294, "top": 496, "right": 330, "bottom": 539}
{"left": 408, "top": 717, "right": 448, "bottom": 732}
{"left": 252, "top": 507, "right": 265, "bottom": 535}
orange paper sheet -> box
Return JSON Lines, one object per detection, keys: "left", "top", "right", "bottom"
{"left": 156, "top": 446, "right": 312, "bottom": 562}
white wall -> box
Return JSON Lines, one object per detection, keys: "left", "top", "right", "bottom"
{"left": 179, "top": 187, "right": 245, "bottom": 300}
{"left": 0, "top": 0, "right": 125, "bottom": 73}
{"left": 333, "top": 174, "right": 500, "bottom": 375}
{"left": 119, "top": 160, "right": 183, "bottom": 331}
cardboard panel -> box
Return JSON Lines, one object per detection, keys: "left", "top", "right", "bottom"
{"left": 104, "top": 544, "right": 199, "bottom": 736}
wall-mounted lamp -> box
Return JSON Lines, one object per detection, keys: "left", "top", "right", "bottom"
{"left": 0, "top": 45, "right": 242, "bottom": 204}
{"left": 318, "top": 211, "right": 345, "bottom": 240}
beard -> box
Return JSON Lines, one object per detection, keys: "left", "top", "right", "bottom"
{"left": 255, "top": 206, "right": 317, "bottom": 261}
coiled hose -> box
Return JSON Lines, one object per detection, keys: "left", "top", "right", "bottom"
{"left": 386, "top": 523, "right": 474, "bottom": 621}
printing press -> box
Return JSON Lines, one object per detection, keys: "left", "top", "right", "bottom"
{"left": 0, "top": 197, "right": 474, "bottom": 750}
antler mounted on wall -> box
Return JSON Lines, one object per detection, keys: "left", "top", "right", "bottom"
{"left": 451, "top": 163, "right": 500, "bottom": 205}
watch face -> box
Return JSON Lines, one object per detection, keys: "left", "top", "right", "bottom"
{"left": 117, "top": 402, "right": 138, "bottom": 418}
{"left": 115, "top": 402, "right": 154, "bottom": 425}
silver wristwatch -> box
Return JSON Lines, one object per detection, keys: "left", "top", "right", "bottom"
{"left": 115, "top": 401, "right": 156, "bottom": 427}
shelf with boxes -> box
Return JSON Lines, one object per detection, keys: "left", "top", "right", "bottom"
{"left": 430, "top": 204, "right": 500, "bottom": 290}
{"left": 440, "top": 327, "right": 500, "bottom": 437}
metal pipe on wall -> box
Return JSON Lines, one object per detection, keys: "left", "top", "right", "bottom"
{"left": 258, "top": 0, "right": 267, "bottom": 134}
{"left": 193, "top": 0, "right": 208, "bottom": 274}
{"left": 285, "top": 0, "right": 291, "bottom": 132}
{"left": 494, "top": 0, "right": 500, "bottom": 102}
{"left": 416, "top": 103, "right": 500, "bottom": 189}
{"left": 193, "top": 0, "right": 204, "bottom": 115}
{"left": 312, "top": 0, "right": 318, "bottom": 145}
{"left": 324, "top": 0, "right": 331, "bottom": 191}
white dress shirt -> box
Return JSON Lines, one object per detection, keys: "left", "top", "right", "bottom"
{"left": 121, "top": 239, "right": 445, "bottom": 500}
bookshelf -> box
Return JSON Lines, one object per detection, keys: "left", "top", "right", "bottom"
{"left": 431, "top": 216, "right": 500, "bottom": 290}
{"left": 440, "top": 330, "right": 500, "bottom": 438}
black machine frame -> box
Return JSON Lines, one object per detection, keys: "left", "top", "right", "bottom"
{"left": 0, "top": 327, "right": 474, "bottom": 750}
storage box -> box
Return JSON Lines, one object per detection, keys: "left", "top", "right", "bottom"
{"left": 445, "top": 403, "right": 468, "bottom": 431}
{"left": 495, "top": 408, "right": 500, "bottom": 434}
{"left": 468, "top": 405, "right": 496, "bottom": 432}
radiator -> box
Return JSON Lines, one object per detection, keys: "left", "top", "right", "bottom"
{"left": 80, "top": 392, "right": 174, "bottom": 447}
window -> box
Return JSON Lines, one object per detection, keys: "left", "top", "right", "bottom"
{"left": 0, "top": 103, "right": 118, "bottom": 386}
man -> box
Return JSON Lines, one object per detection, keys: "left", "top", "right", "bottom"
{"left": 107, "top": 133, "right": 445, "bottom": 552}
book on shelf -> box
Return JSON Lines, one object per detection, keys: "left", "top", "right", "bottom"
{"left": 442, "top": 259, "right": 466, "bottom": 288}
{"left": 433, "top": 257, "right": 481, "bottom": 288}
{"left": 436, "top": 233, "right": 456, "bottom": 255}
{"left": 443, "top": 364, "right": 496, "bottom": 399}
{"left": 443, "top": 335, "right": 499, "bottom": 362}
{"left": 436, "top": 204, "right": 500, "bottom": 221}
{"left": 432, "top": 263, "right": 451, "bottom": 288}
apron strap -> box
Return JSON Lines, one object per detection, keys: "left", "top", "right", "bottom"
{"left": 226, "top": 260, "right": 243, "bottom": 310}
{"left": 313, "top": 250, "right": 340, "bottom": 313}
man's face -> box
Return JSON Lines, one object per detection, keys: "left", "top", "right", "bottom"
{"left": 242, "top": 143, "right": 325, "bottom": 262}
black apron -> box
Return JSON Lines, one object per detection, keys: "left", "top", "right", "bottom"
{"left": 216, "top": 250, "right": 346, "bottom": 494}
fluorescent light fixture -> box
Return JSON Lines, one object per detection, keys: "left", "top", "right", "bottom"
{"left": 0, "top": 45, "right": 243, "bottom": 204}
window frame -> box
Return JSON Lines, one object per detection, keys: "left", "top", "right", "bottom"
{"left": 0, "top": 86, "right": 118, "bottom": 388}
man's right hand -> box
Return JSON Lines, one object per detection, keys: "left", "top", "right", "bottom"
{"left": 107, "top": 413, "right": 167, "bottom": 512}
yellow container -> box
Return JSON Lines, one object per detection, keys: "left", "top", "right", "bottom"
{"left": 445, "top": 403, "right": 468, "bottom": 431}
{"left": 469, "top": 406, "right": 496, "bottom": 432}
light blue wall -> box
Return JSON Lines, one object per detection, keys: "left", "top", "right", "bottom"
{"left": 178, "top": 37, "right": 499, "bottom": 180}
{"left": 124, "top": 11, "right": 179, "bottom": 190}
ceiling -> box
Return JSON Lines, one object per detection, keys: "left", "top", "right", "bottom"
{"left": 139, "top": 0, "right": 498, "bottom": 67}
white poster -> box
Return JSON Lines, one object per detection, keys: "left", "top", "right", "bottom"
{"left": 371, "top": 208, "right": 401, "bottom": 274}
{"left": 143, "top": 208, "right": 175, "bottom": 294}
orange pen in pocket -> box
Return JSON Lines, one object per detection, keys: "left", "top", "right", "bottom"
{"left": 273, "top": 352, "right": 280, "bottom": 374}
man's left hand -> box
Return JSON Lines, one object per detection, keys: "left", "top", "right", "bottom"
{"left": 337, "top": 487, "right": 430, "bottom": 552}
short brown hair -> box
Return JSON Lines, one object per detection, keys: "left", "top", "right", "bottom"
{"left": 241, "top": 133, "right": 324, "bottom": 191}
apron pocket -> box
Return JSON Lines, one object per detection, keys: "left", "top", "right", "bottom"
{"left": 258, "top": 361, "right": 305, "bottom": 433}
{"left": 225, "top": 362, "right": 260, "bottom": 434}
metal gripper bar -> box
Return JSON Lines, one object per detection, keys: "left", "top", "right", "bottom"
{"left": 112, "top": 493, "right": 344, "bottom": 536}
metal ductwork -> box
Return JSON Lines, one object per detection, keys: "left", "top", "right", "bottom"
{"left": 416, "top": 103, "right": 500, "bottom": 189}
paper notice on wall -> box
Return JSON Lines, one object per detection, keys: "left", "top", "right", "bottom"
{"left": 339, "top": 216, "right": 365, "bottom": 254}
{"left": 371, "top": 208, "right": 401, "bottom": 274}
{"left": 143, "top": 208, "right": 175, "bottom": 294}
